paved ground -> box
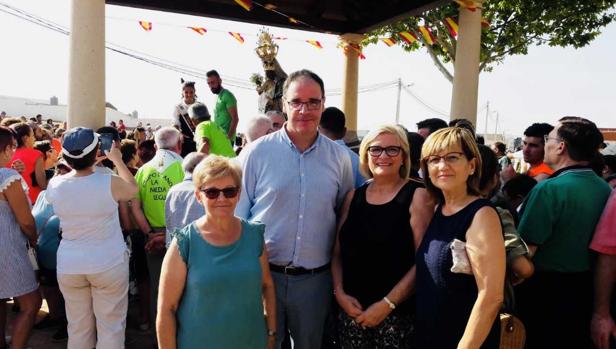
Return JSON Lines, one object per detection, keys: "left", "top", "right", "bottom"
{"left": 4, "top": 298, "right": 155, "bottom": 349}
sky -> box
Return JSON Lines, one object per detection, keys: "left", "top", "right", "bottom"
{"left": 0, "top": 0, "right": 615, "bottom": 136}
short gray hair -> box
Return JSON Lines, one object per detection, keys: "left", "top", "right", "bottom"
{"left": 182, "top": 152, "right": 206, "bottom": 175}
{"left": 154, "top": 126, "right": 181, "bottom": 150}
{"left": 246, "top": 115, "right": 273, "bottom": 143}
{"left": 188, "top": 102, "right": 211, "bottom": 123}
{"left": 266, "top": 110, "right": 284, "bottom": 119}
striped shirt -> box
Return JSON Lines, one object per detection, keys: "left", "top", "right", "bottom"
{"left": 236, "top": 129, "right": 353, "bottom": 269}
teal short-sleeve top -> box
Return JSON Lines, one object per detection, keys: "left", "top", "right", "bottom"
{"left": 174, "top": 219, "right": 266, "bottom": 349}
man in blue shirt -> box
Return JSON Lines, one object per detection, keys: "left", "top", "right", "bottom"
{"left": 319, "top": 107, "right": 366, "bottom": 188}
{"left": 237, "top": 70, "right": 354, "bottom": 349}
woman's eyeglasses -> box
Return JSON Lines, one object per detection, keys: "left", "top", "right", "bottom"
{"left": 367, "top": 146, "right": 402, "bottom": 157}
{"left": 425, "top": 152, "right": 466, "bottom": 167}
{"left": 200, "top": 186, "right": 239, "bottom": 199}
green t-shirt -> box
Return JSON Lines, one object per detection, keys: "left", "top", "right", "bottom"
{"left": 195, "top": 121, "right": 236, "bottom": 158}
{"left": 214, "top": 89, "right": 237, "bottom": 137}
{"left": 135, "top": 154, "right": 185, "bottom": 228}
{"left": 518, "top": 168, "right": 611, "bottom": 272}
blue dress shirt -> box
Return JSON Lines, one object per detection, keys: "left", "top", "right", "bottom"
{"left": 236, "top": 129, "right": 354, "bottom": 269}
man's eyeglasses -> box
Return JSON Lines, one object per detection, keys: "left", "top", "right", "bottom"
{"left": 425, "top": 152, "right": 466, "bottom": 167}
{"left": 543, "top": 135, "right": 562, "bottom": 143}
{"left": 367, "top": 146, "right": 402, "bottom": 157}
{"left": 285, "top": 99, "right": 322, "bottom": 111}
{"left": 200, "top": 186, "right": 239, "bottom": 200}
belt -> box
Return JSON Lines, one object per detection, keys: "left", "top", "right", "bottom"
{"left": 269, "top": 263, "right": 330, "bottom": 276}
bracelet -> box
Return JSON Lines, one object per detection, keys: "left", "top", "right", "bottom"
{"left": 383, "top": 296, "right": 396, "bottom": 310}
{"left": 267, "top": 329, "right": 276, "bottom": 337}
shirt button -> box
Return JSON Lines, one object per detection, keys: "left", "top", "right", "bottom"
{"left": 301, "top": 173, "right": 304, "bottom": 176}
{"left": 297, "top": 237, "right": 301, "bottom": 240}
{"left": 299, "top": 215, "right": 303, "bottom": 219}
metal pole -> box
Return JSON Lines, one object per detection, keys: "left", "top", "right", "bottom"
{"left": 395, "top": 78, "right": 402, "bottom": 124}
{"left": 483, "top": 101, "right": 489, "bottom": 136}
{"left": 494, "top": 112, "right": 499, "bottom": 136}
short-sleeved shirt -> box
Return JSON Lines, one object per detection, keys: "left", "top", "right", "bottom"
{"left": 518, "top": 166, "right": 611, "bottom": 272}
{"left": 590, "top": 190, "right": 616, "bottom": 255}
{"left": 8, "top": 147, "right": 44, "bottom": 203}
{"left": 134, "top": 150, "right": 184, "bottom": 228}
{"left": 527, "top": 162, "right": 554, "bottom": 178}
{"left": 173, "top": 220, "right": 267, "bottom": 349}
{"left": 195, "top": 121, "right": 236, "bottom": 157}
{"left": 213, "top": 89, "right": 237, "bottom": 137}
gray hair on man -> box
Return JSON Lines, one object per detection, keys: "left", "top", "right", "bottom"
{"left": 246, "top": 115, "right": 273, "bottom": 143}
{"left": 182, "top": 152, "right": 207, "bottom": 175}
{"left": 154, "top": 126, "right": 181, "bottom": 150}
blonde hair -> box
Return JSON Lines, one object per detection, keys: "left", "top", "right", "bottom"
{"left": 420, "top": 127, "right": 482, "bottom": 202}
{"left": 193, "top": 155, "right": 242, "bottom": 189}
{"left": 358, "top": 125, "right": 411, "bottom": 179}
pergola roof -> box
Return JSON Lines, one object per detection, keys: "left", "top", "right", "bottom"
{"left": 106, "top": 0, "right": 446, "bottom": 34}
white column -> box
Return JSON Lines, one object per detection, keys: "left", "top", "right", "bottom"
{"left": 449, "top": 1, "right": 483, "bottom": 127}
{"left": 68, "top": 0, "right": 106, "bottom": 129}
{"left": 339, "top": 33, "right": 364, "bottom": 141}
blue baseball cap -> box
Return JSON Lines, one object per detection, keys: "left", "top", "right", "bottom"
{"left": 62, "top": 127, "right": 99, "bottom": 159}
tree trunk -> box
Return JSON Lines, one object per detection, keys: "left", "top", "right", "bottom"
{"left": 426, "top": 45, "right": 454, "bottom": 83}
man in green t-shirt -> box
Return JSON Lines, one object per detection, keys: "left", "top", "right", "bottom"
{"left": 131, "top": 126, "right": 184, "bottom": 332}
{"left": 188, "top": 102, "right": 236, "bottom": 158}
{"left": 516, "top": 116, "right": 611, "bottom": 349}
{"left": 207, "top": 69, "right": 239, "bottom": 141}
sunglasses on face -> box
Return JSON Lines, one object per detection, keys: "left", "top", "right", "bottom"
{"left": 200, "top": 186, "right": 239, "bottom": 200}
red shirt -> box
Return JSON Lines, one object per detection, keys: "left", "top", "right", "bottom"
{"left": 590, "top": 190, "right": 616, "bottom": 255}
{"left": 8, "top": 147, "right": 43, "bottom": 203}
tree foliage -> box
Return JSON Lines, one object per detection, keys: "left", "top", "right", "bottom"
{"left": 364, "top": 0, "right": 616, "bottom": 82}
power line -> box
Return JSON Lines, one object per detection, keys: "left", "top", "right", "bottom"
{"left": 400, "top": 84, "right": 449, "bottom": 117}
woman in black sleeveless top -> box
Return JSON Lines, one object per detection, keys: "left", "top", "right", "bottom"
{"left": 415, "top": 127, "right": 505, "bottom": 349}
{"left": 332, "top": 125, "right": 434, "bottom": 348}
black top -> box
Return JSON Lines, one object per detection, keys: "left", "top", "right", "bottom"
{"left": 339, "top": 179, "right": 422, "bottom": 315}
{"left": 415, "top": 198, "right": 500, "bottom": 348}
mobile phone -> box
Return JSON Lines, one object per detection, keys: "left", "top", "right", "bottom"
{"left": 100, "top": 133, "right": 114, "bottom": 153}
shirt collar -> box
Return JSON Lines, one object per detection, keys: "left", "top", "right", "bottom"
{"left": 549, "top": 164, "right": 593, "bottom": 178}
{"left": 280, "top": 126, "right": 322, "bottom": 153}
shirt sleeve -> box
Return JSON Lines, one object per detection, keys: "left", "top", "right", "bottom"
{"left": 517, "top": 182, "right": 555, "bottom": 246}
{"left": 172, "top": 105, "right": 182, "bottom": 127}
{"left": 173, "top": 224, "right": 191, "bottom": 264}
{"left": 499, "top": 207, "right": 530, "bottom": 261}
{"left": 224, "top": 91, "right": 237, "bottom": 109}
{"left": 590, "top": 191, "right": 616, "bottom": 255}
{"left": 337, "top": 150, "right": 354, "bottom": 210}
{"left": 235, "top": 147, "right": 256, "bottom": 219}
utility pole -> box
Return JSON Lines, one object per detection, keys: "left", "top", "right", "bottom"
{"left": 494, "top": 112, "right": 499, "bottom": 137}
{"left": 395, "top": 78, "right": 402, "bottom": 124}
{"left": 483, "top": 101, "right": 489, "bottom": 136}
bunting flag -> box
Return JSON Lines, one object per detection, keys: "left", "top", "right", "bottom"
{"left": 233, "top": 0, "right": 252, "bottom": 11}
{"left": 346, "top": 44, "right": 366, "bottom": 59}
{"left": 444, "top": 17, "right": 458, "bottom": 37}
{"left": 139, "top": 21, "right": 152, "bottom": 31}
{"left": 288, "top": 17, "right": 299, "bottom": 24}
{"left": 189, "top": 27, "right": 207, "bottom": 35}
{"left": 399, "top": 31, "right": 417, "bottom": 44}
{"left": 418, "top": 26, "right": 436, "bottom": 45}
{"left": 454, "top": 0, "right": 478, "bottom": 11}
{"left": 229, "top": 32, "right": 245, "bottom": 44}
{"left": 306, "top": 40, "right": 323, "bottom": 49}
{"left": 481, "top": 17, "right": 491, "bottom": 28}
{"left": 381, "top": 38, "right": 397, "bottom": 47}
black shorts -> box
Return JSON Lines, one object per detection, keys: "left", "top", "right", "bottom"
{"left": 128, "top": 230, "right": 149, "bottom": 281}
{"left": 39, "top": 267, "right": 58, "bottom": 287}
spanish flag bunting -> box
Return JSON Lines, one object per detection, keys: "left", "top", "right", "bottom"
{"left": 454, "top": 0, "right": 478, "bottom": 11}
{"left": 419, "top": 26, "right": 436, "bottom": 45}
{"left": 481, "top": 17, "right": 491, "bottom": 28}
{"left": 189, "top": 27, "right": 207, "bottom": 35}
{"left": 139, "top": 21, "right": 152, "bottom": 31}
{"left": 233, "top": 0, "right": 252, "bottom": 11}
{"left": 229, "top": 32, "right": 245, "bottom": 44}
{"left": 289, "top": 17, "right": 299, "bottom": 24}
{"left": 306, "top": 40, "right": 323, "bottom": 49}
{"left": 381, "top": 38, "right": 396, "bottom": 47}
{"left": 346, "top": 44, "right": 366, "bottom": 59}
{"left": 399, "top": 31, "right": 417, "bottom": 44}
{"left": 444, "top": 17, "right": 458, "bottom": 37}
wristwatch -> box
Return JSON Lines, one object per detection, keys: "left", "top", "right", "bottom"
{"left": 267, "top": 329, "right": 277, "bottom": 337}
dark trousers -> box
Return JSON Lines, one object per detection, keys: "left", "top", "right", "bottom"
{"left": 516, "top": 271, "right": 593, "bottom": 349}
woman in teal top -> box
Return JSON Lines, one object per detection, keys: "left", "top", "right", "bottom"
{"left": 157, "top": 155, "right": 276, "bottom": 349}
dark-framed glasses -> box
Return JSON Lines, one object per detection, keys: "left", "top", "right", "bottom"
{"left": 200, "top": 186, "right": 239, "bottom": 199}
{"left": 367, "top": 146, "right": 402, "bottom": 157}
{"left": 285, "top": 99, "right": 322, "bottom": 111}
{"left": 543, "top": 135, "right": 562, "bottom": 143}
{"left": 425, "top": 152, "right": 466, "bottom": 167}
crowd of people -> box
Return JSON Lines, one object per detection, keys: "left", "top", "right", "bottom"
{"left": 0, "top": 68, "right": 615, "bottom": 349}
